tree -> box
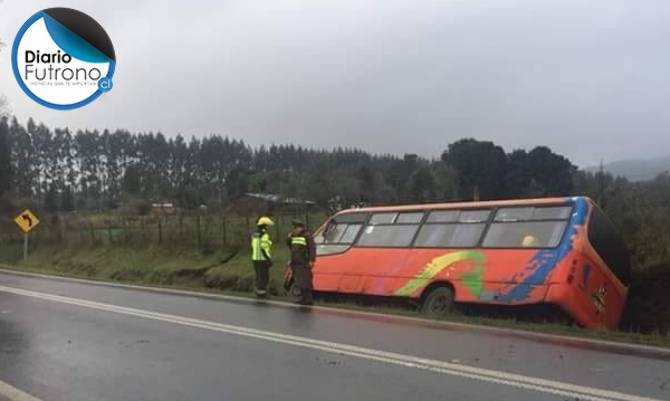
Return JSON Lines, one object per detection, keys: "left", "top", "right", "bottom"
{"left": 10, "top": 118, "right": 36, "bottom": 197}
{"left": 44, "top": 183, "right": 59, "bottom": 213}
{"left": 61, "top": 186, "right": 75, "bottom": 211}
{"left": 356, "top": 165, "right": 376, "bottom": 203}
{"left": 122, "top": 164, "right": 141, "bottom": 195}
{"left": 432, "top": 163, "right": 459, "bottom": 201}
{"left": 504, "top": 149, "right": 532, "bottom": 197}
{"left": 442, "top": 139, "right": 508, "bottom": 200}
{"left": 409, "top": 166, "right": 436, "bottom": 202}
{"left": 0, "top": 117, "right": 10, "bottom": 196}
{"left": 524, "top": 146, "right": 574, "bottom": 196}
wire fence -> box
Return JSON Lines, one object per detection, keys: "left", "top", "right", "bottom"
{"left": 0, "top": 211, "right": 326, "bottom": 252}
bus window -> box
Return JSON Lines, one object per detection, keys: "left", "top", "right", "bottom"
{"left": 426, "top": 210, "right": 459, "bottom": 223}
{"left": 315, "top": 213, "right": 367, "bottom": 256}
{"left": 483, "top": 205, "right": 571, "bottom": 248}
{"left": 587, "top": 207, "right": 631, "bottom": 285}
{"left": 483, "top": 221, "right": 567, "bottom": 248}
{"left": 369, "top": 212, "right": 397, "bottom": 225}
{"left": 458, "top": 209, "right": 491, "bottom": 222}
{"left": 357, "top": 225, "right": 419, "bottom": 247}
{"left": 323, "top": 223, "right": 347, "bottom": 243}
{"left": 427, "top": 209, "right": 490, "bottom": 223}
{"left": 415, "top": 209, "right": 490, "bottom": 247}
{"left": 533, "top": 206, "right": 572, "bottom": 220}
{"left": 339, "top": 224, "right": 363, "bottom": 243}
{"left": 415, "top": 223, "right": 486, "bottom": 247}
{"left": 396, "top": 212, "right": 424, "bottom": 224}
{"left": 495, "top": 206, "right": 571, "bottom": 221}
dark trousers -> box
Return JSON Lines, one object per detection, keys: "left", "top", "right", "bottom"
{"left": 253, "top": 260, "right": 271, "bottom": 296}
{"left": 291, "top": 264, "right": 313, "bottom": 305}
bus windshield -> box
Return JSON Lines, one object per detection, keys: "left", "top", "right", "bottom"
{"left": 315, "top": 213, "right": 368, "bottom": 255}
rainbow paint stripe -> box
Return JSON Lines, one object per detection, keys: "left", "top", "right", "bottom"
{"left": 394, "top": 251, "right": 485, "bottom": 297}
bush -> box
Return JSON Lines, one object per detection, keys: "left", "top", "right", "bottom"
{"left": 621, "top": 261, "right": 670, "bottom": 335}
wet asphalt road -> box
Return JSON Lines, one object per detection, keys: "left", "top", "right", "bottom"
{"left": 0, "top": 271, "right": 668, "bottom": 401}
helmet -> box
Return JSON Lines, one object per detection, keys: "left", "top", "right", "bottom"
{"left": 257, "top": 216, "right": 274, "bottom": 226}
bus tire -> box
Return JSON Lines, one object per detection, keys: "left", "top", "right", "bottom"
{"left": 421, "top": 286, "right": 455, "bottom": 317}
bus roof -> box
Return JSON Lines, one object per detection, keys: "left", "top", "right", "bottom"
{"left": 335, "top": 196, "right": 591, "bottom": 215}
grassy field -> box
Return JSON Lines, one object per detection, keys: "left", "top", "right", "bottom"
{"left": 0, "top": 240, "right": 291, "bottom": 295}
{"left": 1, "top": 238, "right": 669, "bottom": 349}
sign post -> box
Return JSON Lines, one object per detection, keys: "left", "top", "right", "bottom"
{"left": 23, "top": 232, "right": 28, "bottom": 262}
{"left": 14, "top": 209, "right": 40, "bottom": 263}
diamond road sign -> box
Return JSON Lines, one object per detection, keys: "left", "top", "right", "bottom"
{"left": 14, "top": 209, "right": 40, "bottom": 233}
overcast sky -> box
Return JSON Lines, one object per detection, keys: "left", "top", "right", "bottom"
{"left": 1, "top": 0, "right": 670, "bottom": 167}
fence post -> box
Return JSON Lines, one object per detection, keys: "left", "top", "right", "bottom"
{"left": 124, "top": 219, "right": 130, "bottom": 245}
{"left": 179, "top": 214, "right": 184, "bottom": 242}
{"left": 89, "top": 221, "right": 95, "bottom": 245}
{"left": 196, "top": 215, "right": 201, "bottom": 249}
{"left": 221, "top": 216, "right": 228, "bottom": 246}
{"left": 158, "top": 217, "right": 163, "bottom": 245}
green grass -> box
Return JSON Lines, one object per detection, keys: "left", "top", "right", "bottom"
{"left": 0, "top": 240, "right": 669, "bottom": 349}
{"left": 0, "top": 240, "right": 291, "bottom": 294}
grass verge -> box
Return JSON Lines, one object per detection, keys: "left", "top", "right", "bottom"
{"left": 0, "top": 242, "right": 669, "bottom": 349}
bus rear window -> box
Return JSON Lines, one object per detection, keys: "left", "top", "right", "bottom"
{"left": 588, "top": 207, "right": 631, "bottom": 285}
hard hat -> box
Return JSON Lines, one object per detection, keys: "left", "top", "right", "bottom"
{"left": 521, "top": 235, "right": 539, "bottom": 247}
{"left": 291, "top": 219, "right": 305, "bottom": 227}
{"left": 257, "top": 216, "right": 274, "bottom": 226}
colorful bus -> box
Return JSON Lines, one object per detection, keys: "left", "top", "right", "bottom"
{"left": 287, "top": 196, "right": 630, "bottom": 329}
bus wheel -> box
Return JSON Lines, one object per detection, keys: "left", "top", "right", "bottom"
{"left": 421, "top": 286, "right": 455, "bottom": 317}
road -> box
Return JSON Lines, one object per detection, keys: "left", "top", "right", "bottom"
{"left": 0, "top": 271, "right": 668, "bottom": 401}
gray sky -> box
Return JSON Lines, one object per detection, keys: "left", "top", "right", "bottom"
{"left": 1, "top": 0, "right": 669, "bottom": 167}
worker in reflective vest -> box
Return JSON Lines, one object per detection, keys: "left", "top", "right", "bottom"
{"left": 251, "top": 216, "right": 274, "bottom": 298}
{"left": 287, "top": 220, "right": 316, "bottom": 305}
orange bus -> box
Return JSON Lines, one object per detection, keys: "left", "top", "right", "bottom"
{"left": 286, "top": 196, "right": 630, "bottom": 329}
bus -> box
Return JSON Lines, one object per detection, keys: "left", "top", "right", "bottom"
{"left": 286, "top": 196, "right": 631, "bottom": 330}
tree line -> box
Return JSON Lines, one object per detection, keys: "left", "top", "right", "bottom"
{"left": 0, "top": 117, "right": 577, "bottom": 212}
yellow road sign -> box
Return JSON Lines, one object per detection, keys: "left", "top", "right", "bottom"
{"left": 14, "top": 209, "right": 40, "bottom": 233}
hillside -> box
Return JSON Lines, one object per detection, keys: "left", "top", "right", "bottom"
{"left": 586, "top": 156, "right": 670, "bottom": 181}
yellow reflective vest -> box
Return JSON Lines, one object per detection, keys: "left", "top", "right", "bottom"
{"left": 251, "top": 230, "right": 272, "bottom": 261}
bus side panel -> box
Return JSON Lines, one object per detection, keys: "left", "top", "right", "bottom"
{"left": 313, "top": 247, "right": 410, "bottom": 294}
{"left": 312, "top": 254, "right": 350, "bottom": 292}
{"left": 374, "top": 248, "right": 549, "bottom": 303}
{"left": 373, "top": 248, "right": 493, "bottom": 299}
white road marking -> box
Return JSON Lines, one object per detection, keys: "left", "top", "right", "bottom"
{"left": 0, "top": 380, "right": 43, "bottom": 401}
{"left": 0, "top": 284, "right": 663, "bottom": 401}
{"left": 1, "top": 268, "right": 668, "bottom": 360}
